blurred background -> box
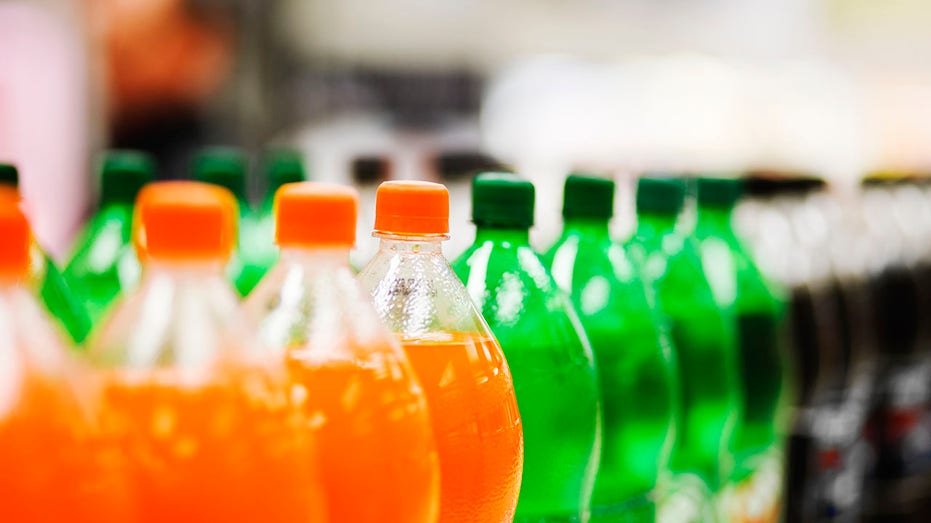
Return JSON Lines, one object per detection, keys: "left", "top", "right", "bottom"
{"left": 3, "top": 0, "right": 931, "bottom": 258}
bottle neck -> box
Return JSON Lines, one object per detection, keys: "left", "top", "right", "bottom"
{"left": 563, "top": 217, "right": 611, "bottom": 239}
{"left": 279, "top": 246, "right": 352, "bottom": 267}
{"left": 374, "top": 232, "right": 446, "bottom": 255}
{"left": 636, "top": 210, "right": 680, "bottom": 237}
{"left": 697, "top": 205, "right": 735, "bottom": 231}
{"left": 474, "top": 226, "right": 530, "bottom": 245}
{"left": 145, "top": 258, "right": 228, "bottom": 277}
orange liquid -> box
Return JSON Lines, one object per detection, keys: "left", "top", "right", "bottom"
{"left": 97, "top": 370, "right": 326, "bottom": 523}
{"left": 402, "top": 333, "right": 524, "bottom": 523}
{"left": 288, "top": 352, "right": 440, "bottom": 523}
{"left": 0, "top": 375, "right": 129, "bottom": 523}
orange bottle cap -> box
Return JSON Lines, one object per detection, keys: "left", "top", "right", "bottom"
{"left": 0, "top": 187, "right": 30, "bottom": 277}
{"left": 136, "top": 181, "right": 238, "bottom": 260}
{"left": 374, "top": 181, "right": 449, "bottom": 236}
{"left": 275, "top": 182, "right": 358, "bottom": 247}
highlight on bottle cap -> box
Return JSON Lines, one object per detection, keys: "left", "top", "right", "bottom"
{"left": 275, "top": 182, "right": 358, "bottom": 247}
{"left": 374, "top": 180, "right": 449, "bottom": 236}
{"left": 0, "top": 187, "right": 30, "bottom": 277}
{"left": 135, "top": 181, "right": 238, "bottom": 260}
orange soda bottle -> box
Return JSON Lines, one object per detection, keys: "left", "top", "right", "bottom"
{"left": 244, "top": 182, "right": 440, "bottom": 523}
{"left": 357, "top": 180, "right": 524, "bottom": 523}
{"left": 87, "top": 181, "right": 325, "bottom": 522}
{"left": 0, "top": 187, "right": 128, "bottom": 522}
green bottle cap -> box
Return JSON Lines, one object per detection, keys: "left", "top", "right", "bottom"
{"left": 100, "top": 151, "right": 155, "bottom": 204}
{"left": 697, "top": 177, "right": 743, "bottom": 209}
{"left": 636, "top": 177, "right": 686, "bottom": 215}
{"left": 192, "top": 147, "right": 248, "bottom": 200}
{"left": 563, "top": 173, "right": 614, "bottom": 220}
{"left": 472, "top": 172, "right": 535, "bottom": 229}
{"left": 0, "top": 163, "right": 19, "bottom": 188}
{"left": 264, "top": 149, "right": 306, "bottom": 194}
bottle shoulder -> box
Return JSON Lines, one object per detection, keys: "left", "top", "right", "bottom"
{"left": 87, "top": 271, "right": 259, "bottom": 379}
{"left": 696, "top": 230, "right": 784, "bottom": 312}
{"left": 244, "top": 261, "right": 398, "bottom": 361}
{"left": 358, "top": 248, "right": 489, "bottom": 339}
{"left": 0, "top": 287, "right": 74, "bottom": 380}
{"left": 455, "top": 240, "right": 591, "bottom": 352}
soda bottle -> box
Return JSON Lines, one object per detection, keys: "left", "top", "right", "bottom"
{"left": 452, "top": 173, "right": 601, "bottom": 522}
{"left": 544, "top": 174, "right": 677, "bottom": 521}
{"left": 857, "top": 177, "right": 931, "bottom": 522}
{"left": 0, "top": 162, "right": 92, "bottom": 343}
{"left": 248, "top": 149, "right": 307, "bottom": 283}
{"left": 260, "top": 149, "right": 306, "bottom": 216}
{"left": 358, "top": 180, "right": 524, "bottom": 523}
{"left": 64, "top": 151, "right": 152, "bottom": 324}
{"left": 245, "top": 181, "right": 439, "bottom": 522}
{"left": 694, "top": 176, "right": 788, "bottom": 522}
{"left": 87, "top": 181, "right": 325, "bottom": 522}
{"left": 625, "top": 176, "right": 740, "bottom": 496}
{"left": 0, "top": 187, "right": 128, "bottom": 522}
{"left": 192, "top": 147, "right": 267, "bottom": 296}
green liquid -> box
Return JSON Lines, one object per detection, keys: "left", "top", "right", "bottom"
{"left": 734, "top": 311, "right": 784, "bottom": 462}
{"left": 38, "top": 250, "right": 92, "bottom": 344}
{"left": 628, "top": 215, "right": 740, "bottom": 491}
{"left": 454, "top": 229, "right": 601, "bottom": 522}
{"left": 546, "top": 222, "right": 676, "bottom": 519}
{"left": 63, "top": 204, "right": 138, "bottom": 327}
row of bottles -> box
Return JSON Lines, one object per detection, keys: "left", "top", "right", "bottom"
{"left": 0, "top": 150, "right": 788, "bottom": 522}
{"left": 737, "top": 175, "right": 931, "bottom": 523}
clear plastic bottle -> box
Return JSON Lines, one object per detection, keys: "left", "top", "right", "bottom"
{"left": 245, "top": 181, "right": 439, "bottom": 523}
{"left": 453, "top": 173, "right": 601, "bottom": 523}
{"left": 1, "top": 162, "right": 92, "bottom": 344}
{"left": 87, "top": 181, "right": 325, "bottom": 522}
{"left": 0, "top": 187, "right": 128, "bottom": 522}
{"left": 358, "top": 180, "right": 524, "bottom": 523}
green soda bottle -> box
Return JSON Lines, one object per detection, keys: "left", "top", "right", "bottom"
{"left": 192, "top": 147, "right": 265, "bottom": 296}
{"left": 544, "top": 174, "right": 676, "bottom": 521}
{"left": 625, "top": 177, "right": 740, "bottom": 494}
{"left": 694, "top": 177, "right": 787, "bottom": 519}
{"left": 64, "top": 151, "right": 152, "bottom": 328}
{"left": 252, "top": 149, "right": 305, "bottom": 274}
{"left": 0, "top": 163, "right": 92, "bottom": 344}
{"left": 259, "top": 149, "right": 306, "bottom": 216}
{"left": 452, "top": 173, "right": 602, "bottom": 522}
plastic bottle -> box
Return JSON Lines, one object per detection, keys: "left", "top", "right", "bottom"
{"left": 358, "top": 180, "right": 524, "bottom": 523}
{"left": 87, "top": 181, "right": 325, "bottom": 522}
{"left": 192, "top": 147, "right": 266, "bottom": 296}
{"left": 259, "top": 149, "right": 306, "bottom": 216}
{"left": 245, "top": 181, "right": 439, "bottom": 523}
{"left": 0, "top": 187, "right": 128, "bottom": 522}
{"left": 64, "top": 151, "right": 151, "bottom": 324}
{"left": 452, "top": 173, "right": 601, "bottom": 522}
{"left": 0, "top": 162, "right": 91, "bottom": 343}
{"left": 625, "top": 177, "right": 740, "bottom": 495}
{"left": 248, "top": 149, "right": 306, "bottom": 282}
{"left": 694, "top": 177, "right": 787, "bottom": 522}
{"left": 544, "top": 174, "right": 677, "bottom": 521}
